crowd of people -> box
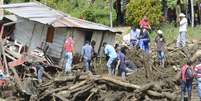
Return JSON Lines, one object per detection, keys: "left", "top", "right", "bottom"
{"left": 62, "top": 13, "right": 201, "bottom": 100}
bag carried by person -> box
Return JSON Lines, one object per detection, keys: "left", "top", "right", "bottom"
{"left": 185, "top": 66, "right": 194, "bottom": 80}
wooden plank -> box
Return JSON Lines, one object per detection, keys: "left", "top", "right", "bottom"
{"left": 53, "top": 93, "right": 70, "bottom": 101}
{"left": 4, "top": 48, "right": 22, "bottom": 58}
{"left": 5, "top": 53, "right": 16, "bottom": 61}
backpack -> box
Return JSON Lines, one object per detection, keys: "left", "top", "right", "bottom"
{"left": 185, "top": 66, "right": 193, "bottom": 80}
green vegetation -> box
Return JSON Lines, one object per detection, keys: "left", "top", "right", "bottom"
{"left": 149, "top": 24, "right": 201, "bottom": 43}
{"left": 126, "top": 0, "right": 162, "bottom": 27}
{"left": 6, "top": 0, "right": 116, "bottom": 26}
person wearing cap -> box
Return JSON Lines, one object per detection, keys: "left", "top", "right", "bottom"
{"left": 80, "top": 41, "right": 93, "bottom": 72}
{"left": 129, "top": 26, "right": 140, "bottom": 47}
{"left": 103, "top": 42, "right": 117, "bottom": 75}
{"left": 64, "top": 34, "right": 74, "bottom": 74}
{"left": 176, "top": 13, "right": 188, "bottom": 48}
{"left": 155, "top": 30, "right": 166, "bottom": 67}
{"left": 194, "top": 58, "right": 201, "bottom": 100}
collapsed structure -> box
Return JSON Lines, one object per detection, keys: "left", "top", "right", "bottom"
{"left": 0, "top": 2, "right": 120, "bottom": 66}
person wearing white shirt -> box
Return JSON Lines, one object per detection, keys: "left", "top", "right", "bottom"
{"left": 130, "top": 26, "right": 140, "bottom": 47}
{"left": 176, "top": 13, "right": 188, "bottom": 48}
{"left": 103, "top": 42, "right": 117, "bottom": 75}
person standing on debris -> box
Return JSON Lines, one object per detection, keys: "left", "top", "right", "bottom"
{"left": 116, "top": 46, "right": 126, "bottom": 81}
{"left": 64, "top": 34, "right": 74, "bottom": 74}
{"left": 139, "top": 16, "right": 151, "bottom": 30}
{"left": 103, "top": 42, "right": 117, "bottom": 75}
{"left": 129, "top": 26, "right": 140, "bottom": 47}
{"left": 181, "top": 61, "right": 194, "bottom": 101}
{"left": 139, "top": 28, "right": 150, "bottom": 54}
{"left": 176, "top": 13, "right": 188, "bottom": 48}
{"left": 155, "top": 30, "right": 166, "bottom": 67}
{"left": 194, "top": 58, "right": 201, "bottom": 100}
{"left": 80, "top": 41, "right": 93, "bottom": 72}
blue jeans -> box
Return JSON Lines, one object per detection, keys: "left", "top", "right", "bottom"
{"left": 84, "top": 59, "right": 92, "bottom": 72}
{"left": 107, "top": 57, "right": 116, "bottom": 75}
{"left": 197, "top": 78, "right": 201, "bottom": 100}
{"left": 157, "top": 51, "right": 165, "bottom": 63}
{"left": 65, "top": 52, "right": 73, "bottom": 73}
{"left": 119, "top": 64, "right": 126, "bottom": 80}
{"left": 176, "top": 31, "right": 187, "bottom": 48}
{"left": 139, "top": 39, "right": 149, "bottom": 54}
{"left": 181, "top": 80, "right": 192, "bottom": 100}
{"left": 37, "top": 65, "right": 44, "bottom": 82}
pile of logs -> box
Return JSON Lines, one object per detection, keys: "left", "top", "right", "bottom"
{"left": 24, "top": 72, "right": 179, "bottom": 101}
{"left": 2, "top": 40, "right": 201, "bottom": 101}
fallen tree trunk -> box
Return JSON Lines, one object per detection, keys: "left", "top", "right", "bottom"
{"left": 96, "top": 76, "right": 141, "bottom": 89}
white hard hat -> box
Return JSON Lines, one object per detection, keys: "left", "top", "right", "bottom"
{"left": 157, "top": 30, "right": 163, "bottom": 34}
{"left": 179, "top": 13, "right": 185, "bottom": 17}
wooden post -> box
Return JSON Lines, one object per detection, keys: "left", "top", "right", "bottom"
{"left": 191, "top": 0, "right": 194, "bottom": 27}
{"left": 0, "top": 0, "right": 3, "bottom": 20}
{"left": 109, "top": 0, "right": 113, "bottom": 28}
{"left": 199, "top": 2, "right": 201, "bottom": 24}
{"left": 176, "top": 4, "right": 181, "bottom": 25}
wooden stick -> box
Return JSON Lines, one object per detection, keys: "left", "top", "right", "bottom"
{"left": 53, "top": 93, "right": 70, "bottom": 101}
{"left": 0, "top": 40, "right": 9, "bottom": 74}
{"left": 43, "top": 71, "right": 53, "bottom": 80}
{"left": 85, "top": 92, "right": 95, "bottom": 101}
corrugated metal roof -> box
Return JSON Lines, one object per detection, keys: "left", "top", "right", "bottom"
{"left": 1, "top": 2, "right": 120, "bottom": 33}
{"left": 4, "top": 15, "right": 17, "bottom": 21}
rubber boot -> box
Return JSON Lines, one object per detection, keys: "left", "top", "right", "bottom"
{"left": 181, "top": 92, "right": 184, "bottom": 101}
{"left": 188, "top": 92, "right": 191, "bottom": 101}
{"left": 121, "top": 72, "right": 126, "bottom": 81}
{"left": 108, "top": 66, "right": 112, "bottom": 76}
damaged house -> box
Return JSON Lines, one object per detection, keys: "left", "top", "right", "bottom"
{"left": 1, "top": 2, "right": 120, "bottom": 66}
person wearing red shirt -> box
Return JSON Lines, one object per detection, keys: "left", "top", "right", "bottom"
{"left": 180, "top": 61, "right": 193, "bottom": 101}
{"left": 64, "top": 34, "right": 74, "bottom": 73}
{"left": 139, "top": 16, "right": 151, "bottom": 30}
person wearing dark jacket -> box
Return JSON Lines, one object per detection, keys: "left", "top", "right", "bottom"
{"left": 139, "top": 28, "right": 150, "bottom": 54}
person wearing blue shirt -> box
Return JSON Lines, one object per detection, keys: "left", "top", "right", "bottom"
{"left": 103, "top": 42, "right": 117, "bottom": 75}
{"left": 116, "top": 47, "right": 126, "bottom": 81}
{"left": 81, "top": 41, "right": 93, "bottom": 72}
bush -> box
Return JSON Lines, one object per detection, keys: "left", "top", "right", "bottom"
{"left": 126, "top": 0, "right": 162, "bottom": 27}
{"left": 81, "top": 8, "right": 96, "bottom": 22}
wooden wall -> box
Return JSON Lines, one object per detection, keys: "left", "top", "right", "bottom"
{"left": 47, "top": 28, "right": 67, "bottom": 58}
{"left": 14, "top": 18, "right": 48, "bottom": 50}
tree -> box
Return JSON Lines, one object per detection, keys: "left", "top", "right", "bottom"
{"left": 126, "top": 0, "right": 162, "bottom": 27}
{"left": 5, "top": 0, "right": 117, "bottom": 26}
